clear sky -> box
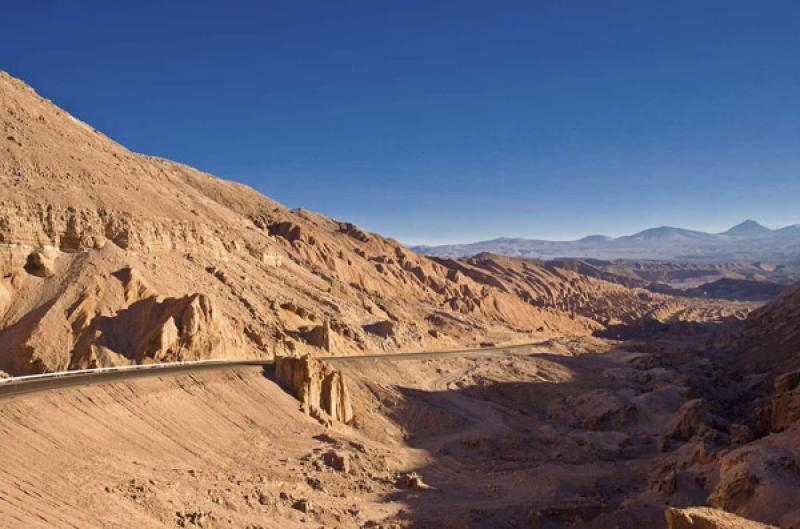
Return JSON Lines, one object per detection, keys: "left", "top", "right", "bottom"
{"left": 3, "top": 1, "right": 799, "bottom": 244}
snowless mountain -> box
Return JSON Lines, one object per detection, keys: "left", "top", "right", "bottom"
{"left": 413, "top": 220, "right": 800, "bottom": 263}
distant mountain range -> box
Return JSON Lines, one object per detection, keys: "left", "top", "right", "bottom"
{"left": 412, "top": 220, "right": 800, "bottom": 263}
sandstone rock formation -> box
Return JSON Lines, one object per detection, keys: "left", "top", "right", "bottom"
{"left": 3, "top": 67, "right": 800, "bottom": 529}
{"left": 665, "top": 507, "right": 777, "bottom": 529}
{"left": 24, "top": 250, "right": 57, "bottom": 277}
{"left": 708, "top": 429, "right": 800, "bottom": 526}
{"left": 0, "top": 245, "right": 242, "bottom": 374}
{"left": 0, "top": 70, "right": 721, "bottom": 375}
{"left": 275, "top": 355, "right": 354, "bottom": 424}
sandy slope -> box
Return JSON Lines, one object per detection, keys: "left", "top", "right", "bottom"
{"left": 1, "top": 70, "right": 723, "bottom": 376}
{"left": 2, "top": 71, "right": 798, "bottom": 529}
{"left": 3, "top": 333, "right": 798, "bottom": 529}
{"left": 0, "top": 367, "right": 405, "bottom": 529}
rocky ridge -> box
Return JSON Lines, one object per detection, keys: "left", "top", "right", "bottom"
{"left": 0, "top": 70, "right": 717, "bottom": 375}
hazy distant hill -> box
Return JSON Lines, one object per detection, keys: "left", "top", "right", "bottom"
{"left": 413, "top": 220, "right": 800, "bottom": 263}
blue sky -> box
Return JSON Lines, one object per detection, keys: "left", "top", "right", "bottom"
{"left": 3, "top": 1, "right": 799, "bottom": 244}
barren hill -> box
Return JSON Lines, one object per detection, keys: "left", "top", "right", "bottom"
{"left": 0, "top": 71, "right": 705, "bottom": 375}
{"left": 413, "top": 220, "right": 800, "bottom": 263}
{"left": 739, "top": 283, "right": 800, "bottom": 372}
{"left": 4, "top": 71, "right": 800, "bottom": 529}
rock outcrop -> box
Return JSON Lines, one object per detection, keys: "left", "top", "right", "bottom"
{"left": 274, "top": 355, "right": 354, "bottom": 424}
{"left": 708, "top": 433, "right": 800, "bottom": 526}
{"left": 665, "top": 507, "right": 777, "bottom": 529}
{"left": 770, "top": 370, "right": 800, "bottom": 432}
{"left": 23, "top": 250, "right": 57, "bottom": 277}
{"left": 0, "top": 69, "right": 719, "bottom": 375}
{"left": 0, "top": 244, "right": 242, "bottom": 374}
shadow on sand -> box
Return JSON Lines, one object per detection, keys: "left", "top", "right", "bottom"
{"left": 355, "top": 328, "right": 754, "bottom": 529}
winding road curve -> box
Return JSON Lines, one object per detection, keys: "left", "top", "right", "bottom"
{"left": 0, "top": 342, "right": 545, "bottom": 400}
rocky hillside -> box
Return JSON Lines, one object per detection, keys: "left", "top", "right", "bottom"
{"left": 1, "top": 71, "right": 706, "bottom": 375}
{"left": 739, "top": 283, "right": 800, "bottom": 372}
{"left": 433, "top": 253, "right": 678, "bottom": 326}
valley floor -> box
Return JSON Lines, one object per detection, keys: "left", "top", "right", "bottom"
{"left": 2, "top": 335, "right": 794, "bottom": 529}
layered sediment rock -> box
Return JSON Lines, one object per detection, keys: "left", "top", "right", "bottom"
{"left": 275, "top": 355, "right": 354, "bottom": 424}
{"left": 1, "top": 69, "right": 716, "bottom": 376}
{"left": 665, "top": 507, "right": 777, "bottom": 529}
{"left": 0, "top": 244, "right": 242, "bottom": 374}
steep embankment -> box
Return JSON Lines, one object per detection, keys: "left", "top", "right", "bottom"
{"left": 0, "top": 71, "right": 696, "bottom": 375}
{"left": 739, "top": 283, "right": 800, "bottom": 372}
{"left": 0, "top": 367, "right": 411, "bottom": 529}
{"left": 660, "top": 284, "right": 800, "bottom": 528}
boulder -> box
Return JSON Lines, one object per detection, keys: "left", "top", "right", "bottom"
{"left": 24, "top": 250, "right": 57, "bottom": 277}
{"left": 396, "top": 472, "right": 426, "bottom": 490}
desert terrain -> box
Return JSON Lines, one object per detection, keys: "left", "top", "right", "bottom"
{"left": 2, "top": 70, "right": 800, "bottom": 529}
{"left": 412, "top": 221, "right": 800, "bottom": 264}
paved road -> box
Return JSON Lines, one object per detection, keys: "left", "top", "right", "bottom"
{"left": 0, "top": 342, "right": 543, "bottom": 401}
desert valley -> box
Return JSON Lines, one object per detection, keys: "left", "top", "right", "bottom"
{"left": 1, "top": 69, "right": 800, "bottom": 529}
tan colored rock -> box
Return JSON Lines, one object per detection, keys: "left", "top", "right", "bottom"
{"left": 274, "top": 355, "right": 354, "bottom": 424}
{"left": 396, "top": 472, "right": 426, "bottom": 490}
{"left": 291, "top": 498, "right": 313, "bottom": 513}
{"left": 24, "top": 250, "right": 56, "bottom": 277}
{"left": 261, "top": 253, "right": 282, "bottom": 266}
{"left": 0, "top": 251, "right": 242, "bottom": 375}
{"left": 113, "top": 266, "right": 156, "bottom": 304}
{"left": 665, "top": 507, "right": 776, "bottom": 529}
{"left": 0, "top": 69, "right": 722, "bottom": 380}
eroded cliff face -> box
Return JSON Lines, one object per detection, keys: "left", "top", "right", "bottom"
{"left": 275, "top": 355, "right": 354, "bottom": 424}
{"left": 628, "top": 288, "right": 800, "bottom": 529}
{"left": 0, "top": 70, "right": 720, "bottom": 375}
{"left": 0, "top": 244, "right": 242, "bottom": 375}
